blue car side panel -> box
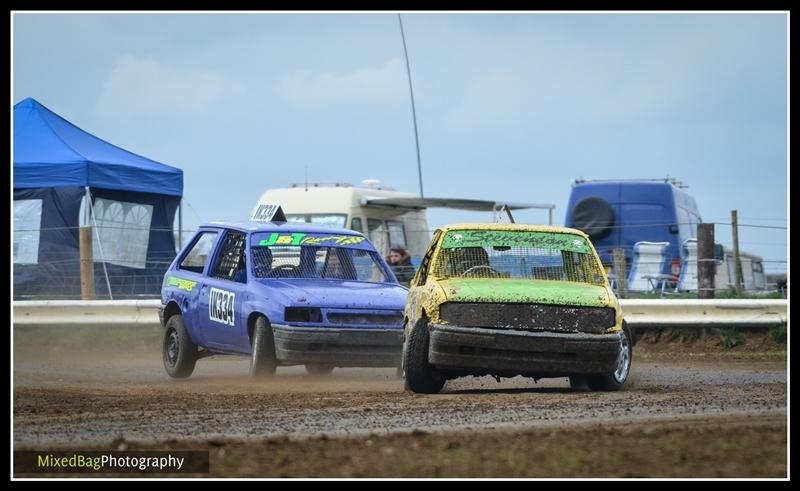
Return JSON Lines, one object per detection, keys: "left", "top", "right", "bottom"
{"left": 198, "top": 278, "right": 243, "bottom": 351}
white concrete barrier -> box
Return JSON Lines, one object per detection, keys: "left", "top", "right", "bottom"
{"left": 12, "top": 299, "right": 787, "bottom": 329}
{"left": 13, "top": 300, "right": 162, "bottom": 329}
{"left": 619, "top": 299, "right": 787, "bottom": 327}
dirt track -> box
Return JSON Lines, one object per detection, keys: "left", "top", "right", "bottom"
{"left": 13, "top": 327, "right": 788, "bottom": 477}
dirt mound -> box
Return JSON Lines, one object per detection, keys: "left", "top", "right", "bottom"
{"left": 633, "top": 326, "right": 786, "bottom": 361}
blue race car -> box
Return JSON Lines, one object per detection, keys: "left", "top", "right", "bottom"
{"left": 159, "top": 218, "right": 408, "bottom": 378}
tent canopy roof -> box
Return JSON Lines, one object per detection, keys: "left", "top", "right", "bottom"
{"left": 13, "top": 97, "right": 183, "bottom": 197}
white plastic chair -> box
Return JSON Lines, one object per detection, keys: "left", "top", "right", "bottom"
{"left": 676, "top": 238, "right": 698, "bottom": 292}
{"left": 627, "top": 241, "right": 671, "bottom": 293}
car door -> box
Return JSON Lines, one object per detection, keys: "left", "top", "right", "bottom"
{"left": 197, "top": 229, "right": 249, "bottom": 352}
{"left": 406, "top": 230, "right": 442, "bottom": 330}
{"left": 168, "top": 229, "right": 221, "bottom": 347}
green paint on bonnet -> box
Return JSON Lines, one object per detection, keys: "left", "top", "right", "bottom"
{"left": 438, "top": 278, "right": 612, "bottom": 307}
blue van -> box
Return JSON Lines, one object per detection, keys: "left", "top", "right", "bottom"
{"left": 564, "top": 179, "right": 702, "bottom": 280}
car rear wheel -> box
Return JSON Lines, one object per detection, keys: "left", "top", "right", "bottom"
{"left": 305, "top": 363, "right": 334, "bottom": 375}
{"left": 250, "top": 316, "right": 277, "bottom": 377}
{"left": 163, "top": 314, "right": 198, "bottom": 379}
{"left": 587, "top": 322, "right": 632, "bottom": 391}
{"left": 404, "top": 317, "right": 445, "bottom": 394}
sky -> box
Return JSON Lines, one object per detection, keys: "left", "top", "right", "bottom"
{"left": 12, "top": 12, "right": 788, "bottom": 274}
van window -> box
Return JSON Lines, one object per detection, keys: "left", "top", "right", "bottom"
{"left": 351, "top": 217, "right": 363, "bottom": 233}
{"left": 367, "top": 219, "right": 407, "bottom": 249}
{"left": 284, "top": 214, "right": 347, "bottom": 229}
{"left": 367, "top": 219, "right": 386, "bottom": 251}
{"left": 387, "top": 221, "right": 407, "bottom": 248}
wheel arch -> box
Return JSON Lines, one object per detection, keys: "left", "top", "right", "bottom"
{"left": 163, "top": 300, "right": 183, "bottom": 326}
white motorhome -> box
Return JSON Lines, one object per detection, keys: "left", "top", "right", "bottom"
{"left": 255, "top": 182, "right": 428, "bottom": 261}
{"left": 253, "top": 181, "right": 556, "bottom": 261}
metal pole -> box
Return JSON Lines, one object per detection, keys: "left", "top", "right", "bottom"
{"left": 398, "top": 13, "right": 424, "bottom": 198}
{"left": 503, "top": 205, "right": 516, "bottom": 223}
{"left": 731, "top": 210, "right": 744, "bottom": 295}
{"left": 178, "top": 199, "right": 183, "bottom": 252}
{"left": 84, "top": 186, "right": 91, "bottom": 225}
{"left": 697, "top": 223, "right": 715, "bottom": 299}
{"left": 548, "top": 208, "right": 553, "bottom": 225}
{"left": 613, "top": 248, "right": 627, "bottom": 299}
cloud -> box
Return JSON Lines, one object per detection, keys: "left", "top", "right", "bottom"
{"left": 95, "top": 54, "right": 245, "bottom": 117}
{"left": 281, "top": 58, "right": 406, "bottom": 104}
{"left": 443, "top": 73, "right": 535, "bottom": 132}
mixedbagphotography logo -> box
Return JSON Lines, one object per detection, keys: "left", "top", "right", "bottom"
{"left": 14, "top": 451, "right": 210, "bottom": 475}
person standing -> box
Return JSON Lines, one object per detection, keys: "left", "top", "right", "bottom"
{"left": 387, "top": 246, "right": 415, "bottom": 286}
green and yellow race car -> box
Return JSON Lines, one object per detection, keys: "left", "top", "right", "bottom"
{"left": 402, "top": 224, "right": 632, "bottom": 394}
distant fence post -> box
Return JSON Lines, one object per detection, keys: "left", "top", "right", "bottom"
{"left": 697, "top": 223, "right": 715, "bottom": 299}
{"left": 613, "top": 248, "right": 627, "bottom": 299}
{"left": 731, "top": 210, "right": 744, "bottom": 295}
{"left": 79, "top": 226, "right": 95, "bottom": 300}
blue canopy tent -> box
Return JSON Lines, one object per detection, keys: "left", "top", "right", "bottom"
{"left": 13, "top": 97, "right": 184, "bottom": 299}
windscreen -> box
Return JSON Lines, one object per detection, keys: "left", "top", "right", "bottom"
{"left": 434, "top": 229, "right": 606, "bottom": 286}
{"left": 250, "top": 232, "right": 393, "bottom": 283}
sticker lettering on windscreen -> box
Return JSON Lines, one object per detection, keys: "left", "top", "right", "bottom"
{"left": 255, "top": 233, "right": 369, "bottom": 248}
{"left": 442, "top": 230, "right": 591, "bottom": 254}
{"left": 209, "top": 288, "right": 235, "bottom": 326}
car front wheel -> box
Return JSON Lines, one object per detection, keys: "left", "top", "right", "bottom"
{"left": 250, "top": 316, "right": 277, "bottom": 377}
{"left": 403, "top": 317, "right": 445, "bottom": 394}
{"left": 587, "top": 322, "right": 632, "bottom": 391}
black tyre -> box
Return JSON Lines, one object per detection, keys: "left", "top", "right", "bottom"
{"left": 587, "top": 323, "right": 632, "bottom": 392}
{"left": 403, "top": 318, "right": 445, "bottom": 394}
{"left": 163, "top": 314, "right": 198, "bottom": 379}
{"left": 250, "top": 316, "right": 277, "bottom": 377}
{"left": 305, "top": 363, "right": 334, "bottom": 376}
{"left": 571, "top": 197, "right": 615, "bottom": 239}
{"left": 569, "top": 375, "right": 588, "bottom": 390}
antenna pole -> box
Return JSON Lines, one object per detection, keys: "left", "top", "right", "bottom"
{"left": 398, "top": 13, "right": 424, "bottom": 198}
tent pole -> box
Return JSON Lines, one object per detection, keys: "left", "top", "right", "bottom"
{"left": 79, "top": 187, "right": 95, "bottom": 300}
{"left": 178, "top": 199, "right": 183, "bottom": 251}
{"left": 84, "top": 187, "right": 91, "bottom": 224}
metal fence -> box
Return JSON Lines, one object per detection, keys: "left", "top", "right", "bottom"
{"left": 12, "top": 220, "right": 786, "bottom": 299}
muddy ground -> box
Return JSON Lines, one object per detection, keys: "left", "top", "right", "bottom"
{"left": 13, "top": 326, "right": 788, "bottom": 478}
